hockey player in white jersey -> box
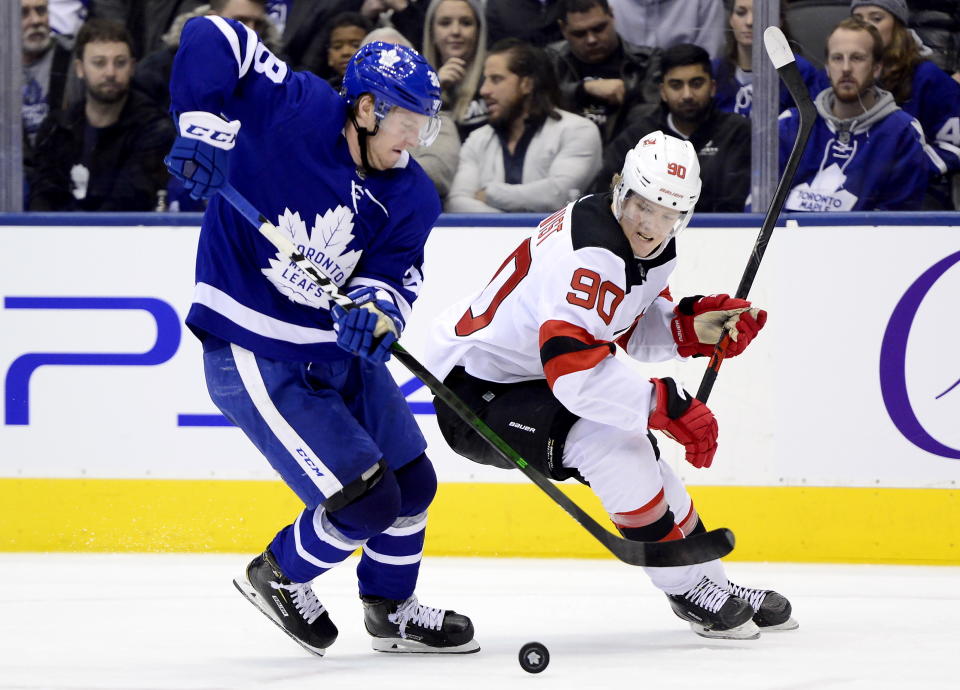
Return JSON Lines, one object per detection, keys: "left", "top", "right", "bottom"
{"left": 163, "top": 17, "right": 477, "bottom": 656}
{"left": 426, "top": 131, "right": 797, "bottom": 639}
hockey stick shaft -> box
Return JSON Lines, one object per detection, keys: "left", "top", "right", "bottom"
{"left": 696, "top": 27, "right": 816, "bottom": 403}
{"left": 218, "top": 182, "right": 734, "bottom": 567}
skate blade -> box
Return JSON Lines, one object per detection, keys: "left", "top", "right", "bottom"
{"left": 690, "top": 619, "right": 761, "bottom": 640}
{"left": 758, "top": 616, "right": 799, "bottom": 631}
{"left": 233, "top": 576, "right": 329, "bottom": 657}
{"left": 371, "top": 636, "right": 481, "bottom": 654}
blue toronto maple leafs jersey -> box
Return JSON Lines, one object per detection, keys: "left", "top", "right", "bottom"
{"left": 169, "top": 16, "right": 441, "bottom": 361}
{"left": 713, "top": 55, "right": 825, "bottom": 117}
{"left": 898, "top": 60, "right": 960, "bottom": 176}
{"left": 778, "top": 89, "right": 929, "bottom": 212}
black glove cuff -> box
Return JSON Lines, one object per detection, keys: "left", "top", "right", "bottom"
{"left": 676, "top": 295, "right": 704, "bottom": 316}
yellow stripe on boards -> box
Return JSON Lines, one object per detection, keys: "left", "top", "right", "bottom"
{"left": 1, "top": 479, "right": 957, "bottom": 564}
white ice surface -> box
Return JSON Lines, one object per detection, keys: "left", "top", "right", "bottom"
{"left": 0, "top": 555, "right": 955, "bottom": 689}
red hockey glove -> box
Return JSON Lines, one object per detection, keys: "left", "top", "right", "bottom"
{"left": 671, "top": 294, "right": 767, "bottom": 358}
{"left": 648, "top": 377, "right": 718, "bottom": 469}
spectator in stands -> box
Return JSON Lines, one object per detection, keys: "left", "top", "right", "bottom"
{"left": 133, "top": 1, "right": 275, "bottom": 112}
{"left": 607, "top": 0, "right": 725, "bottom": 59}
{"left": 781, "top": 17, "right": 928, "bottom": 212}
{"left": 359, "top": 0, "right": 430, "bottom": 51}
{"left": 422, "top": 0, "right": 488, "bottom": 141}
{"left": 714, "top": 0, "right": 825, "bottom": 117}
{"left": 594, "top": 43, "right": 750, "bottom": 211}
{"left": 22, "top": 0, "right": 73, "bottom": 149}
{"left": 548, "top": 0, "right": 660, "bottom": 145}
{"left": 28, "top": 19, "right": 174, "bottom": 211}
{"left": 447, "top": 39, "right": 601, "bottom": 213}
{"left": 90, "top": 1, "right": 205, "bottom": 58}
{"left": 851, "top": 0, "right": 960, "bottom": 207}
{"left": 316, "top": 12, "right": 374, "bottom": 86}
{"left": 486, "top": 0, "right": 564, "bottom": 47}
{"left": 360, "top": 27, "right": 462, "bottom": 198}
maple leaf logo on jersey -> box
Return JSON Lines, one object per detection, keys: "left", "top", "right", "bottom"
{"left": 262, "top": 207, "right": 363, "bottom": 309}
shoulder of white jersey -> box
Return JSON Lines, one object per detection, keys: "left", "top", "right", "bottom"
{"left": 197, "top": 15, "right": 261, "bottom": 80}
{"left": 568, "top": 193, "right": 676, "bottom": 289}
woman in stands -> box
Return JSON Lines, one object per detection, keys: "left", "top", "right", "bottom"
{"left": 713, "top": 0, "right": 824, "bottom": 116}
{"left": 851, "top": 0, "right": 960, "bottom": 207}
{"left": 421, "top": 0, "right": 488, "bottom": 140}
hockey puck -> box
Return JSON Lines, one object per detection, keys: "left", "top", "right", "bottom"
{"left": 518, "top": 642, "right": 549, "bottom": 673}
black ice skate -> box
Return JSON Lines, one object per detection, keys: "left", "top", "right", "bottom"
{"left": 361, "top": 594, "right": 480, "bottom": 653}
{"left": 666, "top": 576, "right": 760, "bottom": 640}
{"left": 728, "top": 581, "right": 799, "bottom": 631}
{"left": 233, "top": 549, "right": 338, "bottom": 656}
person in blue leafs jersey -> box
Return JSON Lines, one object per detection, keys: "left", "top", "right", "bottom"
{"left": 713, "top": 0, "right": 826, "bottom": 117}
{"left": 163, "top": 15, "right": 479, "bottom": 657}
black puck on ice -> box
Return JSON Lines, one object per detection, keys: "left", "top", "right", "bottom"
{"left": 518, "top": 641, "right": 549, "bottom": 673}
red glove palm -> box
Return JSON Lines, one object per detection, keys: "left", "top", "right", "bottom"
{"left": 648, "top": 377, "right": 718, "bottom": 468}
{"left": 671, "top": 294, "right": 767, "bottom": 358}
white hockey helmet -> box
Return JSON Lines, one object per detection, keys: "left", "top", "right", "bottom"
{"left": 613, "top": 130, "right": 702, "bottom": 258}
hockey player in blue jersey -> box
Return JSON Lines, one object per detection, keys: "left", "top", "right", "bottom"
{"left": 163, "top": 15, "right": 478, "bottom": 656}
{"left": 779, "top": 16, "right": 929, "bottom": 212}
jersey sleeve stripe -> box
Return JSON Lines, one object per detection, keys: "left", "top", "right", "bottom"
{"left": 207, "top": 15, "right": 255, "bottom": 79}
{"left": 346, "top": 277, "right": 412, "bottom": 325}
{"left": 239, "top": 22, "right": 258, "bottom": 77}
{"left": 539, "top": 319, "right": 615, "bottom": 388}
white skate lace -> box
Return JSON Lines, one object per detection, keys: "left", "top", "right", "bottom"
{"left": 728, "top": 582, "right": 767, "bottom": 613}
{"left": 683, "top": 576, "right": 731, "bottom": 613}
{"left": 387, "top": 595, "right": 444, "bottom": 639}
{"left": 273, "top": 581, "right": 325, "bottom": 625}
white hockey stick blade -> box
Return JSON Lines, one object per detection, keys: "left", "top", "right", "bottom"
{"left": 763, "top": 26, "right": 795, "bottom": 69}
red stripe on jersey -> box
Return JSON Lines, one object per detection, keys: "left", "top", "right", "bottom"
{"left": 615, "top": 315, "right": 642, "bottom": 350}
{"left": 659, "top": 286, "right": 673, "bottom": 302}
{"left": 538, "top": 319, "right": 607, "bottom": 348}
{"left": 539, "top": 320, "right": 613, "bottom": 389}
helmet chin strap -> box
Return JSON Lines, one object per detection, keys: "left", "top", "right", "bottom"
{"left": 350, "top": 112, "right": 380, "bottom": 177}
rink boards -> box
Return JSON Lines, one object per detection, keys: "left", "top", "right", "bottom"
{"left": 1, "top": 212, "right": 958, "bottom": 563}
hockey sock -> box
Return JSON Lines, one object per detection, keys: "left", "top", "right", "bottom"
{"left": 611, "top": 489, "right": 683, "bottom": 542}
{"left": 270, "top": 466, "right": 402, "bottom": 583}
{"left": 358, "top": 454, "right": 437, "bottom": 600}
{"left": 269, "top": 506, "right": 368, "bottom": 583}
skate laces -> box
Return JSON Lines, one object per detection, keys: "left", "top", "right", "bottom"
{"left": 387, "top": 595, "right": 444, "bottom": 638}
{"left": 728, "top": 582, "right": 768, "bottom": 612}
{"left": 273, "top": 580, "right": 325, "bottom": 625}
{"left": 683, "top": 576, "right": 731, "bottom": 613}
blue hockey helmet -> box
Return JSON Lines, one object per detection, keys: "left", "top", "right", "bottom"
{"left": 341, "top": 42, "right": 442, "bottom": 145}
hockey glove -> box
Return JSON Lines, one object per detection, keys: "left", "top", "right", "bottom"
{"left": 648, "top": 377, "right": 718, "bottom": 469}
{"left": 331, "top": 287, "right": 404, "bottom": 364}
{"left": 671, "top": 294, "right": 767, "bottom": 358}
{"left": 163, "top": 111, "right": 240, "bottom": 200}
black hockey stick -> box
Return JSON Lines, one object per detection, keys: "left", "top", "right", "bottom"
{"left": 696, "top": 27, "right": 816, "bottom": 403}
{"left": 218, "top": 182, "right": 735, "bottom": 567}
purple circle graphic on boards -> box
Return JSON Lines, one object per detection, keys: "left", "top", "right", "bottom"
{"left": 879, "top": 250, "right": 960, "bottom": 459}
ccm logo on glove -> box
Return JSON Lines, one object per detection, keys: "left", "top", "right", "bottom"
{"left": 671, "top": 294, "right": 767, "bottom": 358}
{"left": 178, "top": 111, "right": 240, "bottom": 150}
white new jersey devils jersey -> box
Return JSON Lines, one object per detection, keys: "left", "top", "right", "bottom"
{"left": 426, "top": 193, "right": 684, "bottom": 434}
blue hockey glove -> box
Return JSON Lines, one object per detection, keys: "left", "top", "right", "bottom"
{"left": 163, "top": 111, "right": 240, "bottom": 200}
{"left": 331, "top": 287, "right": 404, "bottom": 364}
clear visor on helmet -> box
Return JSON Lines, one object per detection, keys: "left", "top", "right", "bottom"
{"left": 620, "top": 191, "right": 685, "bottom": 235}
{"left": 378, "top": 107, "right": 442, "bottom": 147}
